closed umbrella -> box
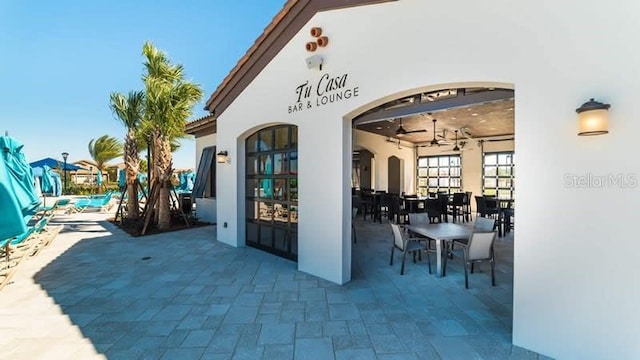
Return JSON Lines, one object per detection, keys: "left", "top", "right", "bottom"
{"left": 117, "top": 168, "right": 125, "bottom": 190}
{"left": 0, "top": 135, "right": 40, "bottom": 239}
{"left": 96, "top": 169, "right": 103, "bottom": 191}
{"left": 41, "top": 165, "right": 55, "bottom": 194}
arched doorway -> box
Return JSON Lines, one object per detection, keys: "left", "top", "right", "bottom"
{"left": 387, "top": 156, "right": 401, "bottom": 194}
{"left": 245, "top": 125, "right": 298, "bottom": 261}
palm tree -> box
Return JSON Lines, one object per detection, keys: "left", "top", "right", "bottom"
{"left": 110, "top": 91, "right": 145, "bottom": 220}
{"left": 141, "top": 42, "right": 203, "bottom": 230}
{"left": 88, "top": 135, "right": 124, "bottom": 191}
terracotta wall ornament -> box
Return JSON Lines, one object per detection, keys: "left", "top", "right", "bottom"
{"left": 306, "top": 26, "right": 329, "bottom": 52}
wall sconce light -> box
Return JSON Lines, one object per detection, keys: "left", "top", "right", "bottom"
{"left": 576, "top": 98, "right": 610, "bottom": 136}
{"left": 217, "top": 150, "right": 229, "bottom": 164}
{"left": 306, "top": 54, "right": 323, "bottom": 71}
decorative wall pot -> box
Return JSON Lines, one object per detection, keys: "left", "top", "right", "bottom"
{"left": 310, "top": 27, "right": 323, "bottom": 37}
{"left": 317, "top": 36, "right": 329, "bottom": 47}
{"left": 305, "top": 42, "right": 318, "bottom": 52}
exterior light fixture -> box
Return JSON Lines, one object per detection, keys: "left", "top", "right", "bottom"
{"left": 217, "top": 150, "right": 229, "bottom": 164}
{"left": 61, "top": 152, "right": 69, "bottom": 194}
{"left": 576, "top": 98, "right": 610, "bottom": 136}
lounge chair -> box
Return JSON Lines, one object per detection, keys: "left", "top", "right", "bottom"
{"left": 36, "top": 198, "right": 72, "bottom": 217}
{"left": 71, "top": 193, "right": 113, "bottom": 213}
{"left": 1, "top": 217, "right": 48, "bottom": 262}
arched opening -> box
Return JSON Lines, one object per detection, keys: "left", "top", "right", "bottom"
{"left": 245, "top": 125, "right": 298, "bottom": 261}
{"left": 387, "top": 156, "right": 402, "bottom": 195}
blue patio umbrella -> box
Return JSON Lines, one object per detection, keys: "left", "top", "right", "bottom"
{"left": 40, "top": 165, "right": 55, "bottom": 195}
{"left": 0, "top": 135, "right": 40, "bottom": 239}
{"left": 117, "top": 168, "right": 126, "bottom": 189}
{"left": 29, "top": 157, "right": 85, "bottom": 171}
{"left": 52, "top": 172, "right": 62, "bottom": 196}
{"left": 96, "top": 169, "right": 103, "bottom": 190}
{"left": 186, "top": 172, "right": 195, "bottom": 191}
{"left": 262, "top": 160, "right": 272, "bottom": 198}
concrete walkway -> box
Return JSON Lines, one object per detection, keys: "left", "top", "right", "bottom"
{"left": 0, "top": 212, "right": 550, "bottom": 359}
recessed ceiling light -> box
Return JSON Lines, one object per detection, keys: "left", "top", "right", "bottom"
{"left": 376, "top": 126, "right": 383, "bottom": 130}
{"left": 508, "top": 108, "right": 513, "bottom": 111}
{"left": 490, "top": 127, "right": 496, "bottom": 130}
{"left": 450, "top": 117, "right": 456, "bottom": 120}
{"left": 471, "top": 113, "right": 478, "bottom": 116}
{"left": 479, "top": 119, "right": 487, "bottom": 123}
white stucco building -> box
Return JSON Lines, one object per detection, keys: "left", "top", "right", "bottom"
{"left": 186, "top": 1, "right": 640, "bottom": 358}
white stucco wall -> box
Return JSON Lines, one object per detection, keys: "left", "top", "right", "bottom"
{"left": 354, "top": 129, "right": 415, "bottom": 193}
{"left": 206, "top": 1, "right": 640, "bottom": 358}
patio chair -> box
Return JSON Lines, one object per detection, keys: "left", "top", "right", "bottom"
{"left": 71, "top": 193, "right": 113, "bottom": 213}
{"left": 408, "top": 212, "right": 436, "bottom": 252}
{"left": 389, "top": 223, "right": 430, "bottom": 275}
{"left": 36, "top": 198, "right": 72, "bottom": 217}
{"left": 444, "top": 217, "right": 497, "bottom": 274}
{"left": 1, "top": 217, "right": 48, "bottom": 262}
{"left": 446, "top": 231, "right": 497, "bottom": 289}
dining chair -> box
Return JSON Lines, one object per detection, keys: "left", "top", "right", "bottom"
{"left": 448, "top": 231, "right": 497, "bottom": 289}
{"left": 446, "top": 217, "right": 496, "bottom": 262}
{"left": 408, "top": 212, "right": 436, "bottom": 252}
{"left": 389, "top": 223, "right": 430, "bottom": 275}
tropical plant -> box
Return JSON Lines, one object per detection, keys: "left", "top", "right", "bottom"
{"left": 141, "top": 41, "right": 203, "bottom": 230}
{"left": 88, "top": 135, "right": 123, "bottom": 173}
{"left": 110, "top": 91, "right": 145, "bottom": 220}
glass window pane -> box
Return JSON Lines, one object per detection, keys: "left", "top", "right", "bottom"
{"left": 418, "top": 178, "right": 428, "bottom": 187}
{"left": 246, "top": 134, "right": 258, "bottom": 153}
{"left": 485, "top": 166, "right": 497, "bottom": 177}
{"left": 449, "top": 156, "right": 460, "bottom": 166}
{"left": 259, "top": 130, "right": 273, "bottom": 151}
{"left": 246, "top": 179, "right": 259, "bottom": 198}
{"left": 498, "top": 190, "right": 512, "bottom": 199}
{"left": 498, "top": 166, "right": 511, "bottom": 176}
{"left": 438, "top": 168, "right": 450, "bottom": 176}
{"left": 289, "top": 205, "right": 298, "bottom": 224}
{"left": 273, "top": 153, "right": 287, "bottom": 174}
{"left": 260, "top": 225, "right": 273, "bottom": 247}
{"left": 289, "top": 179, "right": 298, "bottom": 202}
{"left": 418, "top": 158, "right": 429, "bottom": 167}
{"left": 484, "top": 178, "right": 497, "bottom": 188}
{"left": 428, "top": 178, "right": 438, "bottom": 187}
{"left": 498, "top": 154, "right": 510, "bottom": 165}
{"left": 439, "top": 178, "right": 450, "bottom": 187}
{"left": 274, "top": 179, "right": 286, "bottom": 201}
{"left": 438, "top": 157, "right": 449, "bottom": 166}
{"left": 485, "top": 154, "right": 497, "bottom": 165}
{"left": 260, "top": 178, "right": 273, "bottom": 198}
{"left": 450, "top": 178, "right": 461, "bottom": 187}
{"left": 274, "top": 228, "right": 289, "bottom": 251}
{"left": 418, "top": 168, "right": 428, "bottom": 177}
{"left": 259, "top": 202, "right": 273, "bottom": 221}
{"left": 260, "top": 155, "right": 273, "bottom": 175}
{"left": 450, "top": 167, "right": 461, "bottom": 176}
{"left": 275, "top": 127, "right": 288, "bottom": 150}
{"left": 273, "top": 204, "right": 289, "bottom": 223}
{"left": 246, "top": 222, "right": 258, "bottom": 244}
{"left": 247, "top": 156, "right": 258, "bottom": 175}
{"left": 291, "top": 127, "right": 298, "bottom": 147}
{"left": 289, "top": 152, "right": 298, "bottom": 175}
{"left": 428, "top": 168, "right": 438, "bottom": 176}
{"left": 498, "top": 178, "right": 512, "bottom": 188}
{"left": 484, "top": 189, "right": 496, "bottom": 196}
{"left": 246, "top": 201, "right": 258, "bottom": 220}
{"left": 428, "top": 157, "right": 438, "bottom": 166}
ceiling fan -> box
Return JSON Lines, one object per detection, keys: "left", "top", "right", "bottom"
{"left": 427, "top": 118, "right": 451, "bottom": 146}
{"left": 395, "top": 118, "right": 427, "bottom": 137}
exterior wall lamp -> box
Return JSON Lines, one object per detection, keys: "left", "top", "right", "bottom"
{"left": 217, "top": 150, "right": 229, "bottom": 164}
{"left": 576, "top": 98, "right": 610, "bottom": 136}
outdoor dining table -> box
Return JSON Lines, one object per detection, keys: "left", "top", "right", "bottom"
{"left": 405, "top": 222, "right": 471, "bottom": 277}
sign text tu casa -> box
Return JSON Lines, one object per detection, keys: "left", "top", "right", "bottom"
{"left": 289, "top": 73, "right": 359, "bottom": 113}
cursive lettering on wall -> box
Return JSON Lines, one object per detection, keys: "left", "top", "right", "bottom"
{"left": 289, "top": 73, "right": 359, "bottom": 114}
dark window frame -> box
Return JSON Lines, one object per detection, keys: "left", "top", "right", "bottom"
{"left": 482, "top": 151, "right": 515, "bottom": 200}
{"left": 417, "top": 154, "right": 462, "bottom": 195}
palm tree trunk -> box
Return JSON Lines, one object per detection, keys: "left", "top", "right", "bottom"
{"left": 124, "top": 130, "right": 139, "bottom": 220}
{"left": 155, "top": 134, "right": 173, "bottom": 230}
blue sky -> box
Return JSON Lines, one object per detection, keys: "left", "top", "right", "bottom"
{"left": 0, "top": 0, "right": 285, "bottom": 169}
